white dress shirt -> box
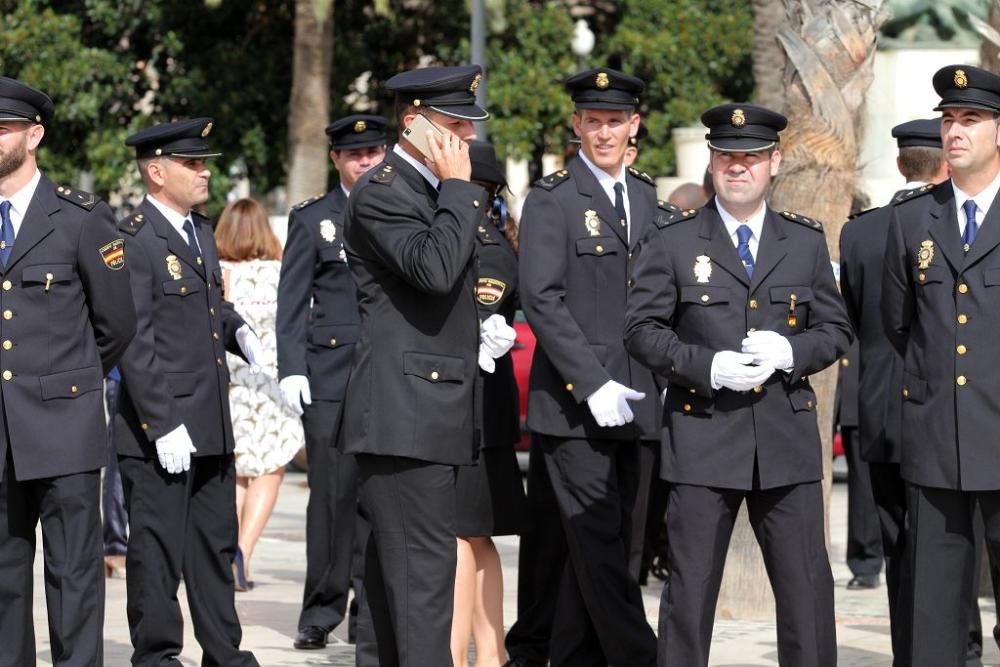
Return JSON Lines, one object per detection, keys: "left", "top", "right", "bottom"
{"left": 393, "top": 144, "right": 440, "bottom": 190}
{"left": 146, "top": 194, "right": 201, "bottom": 255}
{"left": 577, "top": 150, "right": 631, "bottom": 240}
{"left": 952, "top": 169, "right": 1000, "bottom": 238}
{"left": 0, "top": 168, "right": 42, "bottom": 239}
{"left": 716, "top": 196, "right": 767, "bottom": 260}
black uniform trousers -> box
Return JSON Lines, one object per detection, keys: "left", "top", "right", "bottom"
{"left": 355, "top": 455, "right": 456, "bottom": 667}
{"left": 868, "top": 462, "right": 911, "bottom": 664}
{"left": 540, "top": 435, "right": 656, "bottom": 667}
{"left": 505, "top": 434, "right": 567, "bottom": 666}
{"left": 843, "top": 427, "right": 883, "bottom": 577}
{"left": 629, "top": 440, "right": 659, "bottom": 581}
{"left": 908, "top": 485, "right": 1000, "bottom": 667}
{"left": 659, "top": 480, "right": 836, "bottom": 667}
{"left": 119, "top": 453, "right": 257, "bottom": 667}
{"left": 103, "top": 377, "right": 128, "bottom": 557}
{"left": 297, "top": 399, "right": 362, "bottom": 633}
{"left": 0, "top": 453, "right": 104, "bottom": 667}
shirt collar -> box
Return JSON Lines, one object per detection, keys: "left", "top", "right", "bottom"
{"left": 4, "top": 169, "right": 42, "bottom": 222}
{"left": 952, "top": 169, "right": 1000, "bottom": 219}
{"left": 392, "top": 144, "right": 440, "bottom": 190}
{"left": 145, "top": 193, "right": 192, "bottom": 233}
{"left": 577, "top": 149, "right": 627, "bottom": 192}
{"left": 340, "top": 183, "right": 351, "bottom": 199}
{"left": 715, "top": 196, "right": 767, "bottom": 241}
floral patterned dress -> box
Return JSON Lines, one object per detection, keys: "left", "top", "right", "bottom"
{"left": 222, "top": 259, "right": 304, "bottom": 477}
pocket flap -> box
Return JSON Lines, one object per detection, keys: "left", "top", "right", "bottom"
{"left": 984, "top": 268, "right": 1000, "bottom": 287}
{"left": 403, "top": 351, "right": 465, "bottom": 383}
{"left": 165, "top": 371, "right": 197, "bottom": 397}
{"left": 667, "top": 386, "right": 714, "bottom": 416}
{"left": 915, "top": 265, "right": 948, "bottom": 285}
{"left": 788, "top": 387, "right": 817, "bottom": 412}
{"left": 680, "top": 285, "right": 731, "bottom": 306}
{"left": 310, "top": 324, "right": 361, "bottom": 348}
{"left": 39, "top": 366, "right": 103, "bottom": 400}
{"left": 769, "top": 286, "right": 814, "bottom": 304}
{"left": 162, "top": 278, "right": 202, "bottom": 296}
{"left": 319, "top": 246, "right": 344, "bottom": 262}
{"left": 22, "top": 264, "right": 75, "bottom": 284}
{"left": 575, "top": 237, "right": 618, "bottom": 257}
{"left": 902, "top": 372, "right": 927, "bottom": 403}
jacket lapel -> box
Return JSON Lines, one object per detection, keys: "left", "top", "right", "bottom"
{"left": 141, "top": 199, "right": 206, "bottom": 279}
{"left": 748, "top": 209, "right": 788, "bottom": 295}
{"left": 570, "top": 159, "right": 628, "bottom": 246}
{"left": 5, "top": 175, "right": 57, "bottom": 272}
{"left": 626, "top": 173, "right": 652, "bottom": 251}
{"left": 388, "top": 152, "right": 439, "bottom": 207}
{"left": 699, "top": 202, "right": 749, "bottom": 287}
{"left": 926, "top": 187, "right": 964, "bottom": 275}
{"left": 961, "top": 187, "right": 1000, "bottom": 271}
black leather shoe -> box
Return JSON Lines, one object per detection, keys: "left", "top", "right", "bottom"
{"left": 846, "top": 574, "right": 879, "bottom": 589}
{"left": 294, "top": 626, "right": 329, "bottom": 650}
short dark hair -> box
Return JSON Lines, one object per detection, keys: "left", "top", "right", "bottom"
{"left": 898, "top": 146, "right": 944, "bottom": 182}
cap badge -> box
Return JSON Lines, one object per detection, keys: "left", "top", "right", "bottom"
{"left": 955, "top": 69, "right": 968, "bottom": 89}
{"left": 201, "top": 121, "right": 213, "bottom": 138}
{"left": 354, "top": 120, "right": 367, "bottom": 133}
{"left": 694, "top": 255, "right": 712, "bottom": 284}
{"left": 320, "top": 219, "right": 337, "bottom": 244}
{"left": 166, "top": 254, "right": 183, "bottom": 280}
{"left": 916, "top": 239, "right": 934, "bottom": 270}
{"left": 595, "top": 72, "right": 610, "bottom": 89}
{"left": 731, "top": 109, "right": 746, "bottom": 128}
{"left": 469, "top": 73, "right": 481, "bottom": 93}
{"left": 584, "top": 210, "right": 602, "bottom": 237}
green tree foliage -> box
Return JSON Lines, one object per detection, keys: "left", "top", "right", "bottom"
{"left": 601, "top": 0, "right": 755, "bottom": 178}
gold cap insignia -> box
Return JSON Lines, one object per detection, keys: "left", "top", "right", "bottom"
{"left": 584, "top": 210, "right": 602, "bottom": 237}
{"left": 731, "top": 109, "right": 746, "bottom": 128}
{"left": 694, "top": 255, "right": 713, "bottom": 284}
{"left": 469, "top": 73, "right": 481, "bottom": 93}
{"left": 354, "top": 120, "right": 367, "bottom": 133}
{"left": 917, "top": 240, "right": 935, "bottom": 269}
{"left": 955, "top": 69, "right": 969, "bottom": 89}
{"left": 596, "top": 72, "right": 610, "bottom": 89}
{"left": 201, "top": 121, "right": 213, "bottom": 138}
{"left": 320, "top": 219, "right": 337, "bottom": 244}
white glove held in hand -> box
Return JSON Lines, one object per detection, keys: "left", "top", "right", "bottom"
{"left": 278, "top": 375, "right": 311, "bottom": 416}
{"left": 710, "top": 351, "right": 775, "bottom": 392}
{"left": 156, "top": 424, "right": 197, "bottom": 474}
{"left": 480, "top": 314, "right": 517, "bottom": 358}
{"left": 235, "top": 324, "right": 263, "bottom": 374}
{"left": 586, "top": 380, "right": 646, "bottom": 427}
{"left": 740, "top": 330, "right": 794, "bottom": 372}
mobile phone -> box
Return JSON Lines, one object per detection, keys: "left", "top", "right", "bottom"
{"left": 402, "top": 113, "right": 445, "bottom": 161}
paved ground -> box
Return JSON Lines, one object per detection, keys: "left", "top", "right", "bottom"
{"left": 28, "top": 473, "right": 1000, "bottom": 665}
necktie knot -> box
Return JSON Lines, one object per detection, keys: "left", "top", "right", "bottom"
{"left": 736, "top": 224, "right": 753, "bottom": 246}
{"left": 963, "top": 199, "right": 978, "bottom": 251}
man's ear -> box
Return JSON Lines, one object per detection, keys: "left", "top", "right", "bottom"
{"left": 25, "top": 123, "right": 45, "bottom": 152}
{"left": 769, "top": 148, "right": 782, "bottom": 177}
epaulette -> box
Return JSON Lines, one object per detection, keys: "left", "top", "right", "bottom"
{"left": 892, "top": 183, "right": 935, "bottom": 205}
{"left": 369, "top": 163, "right": 397, "bottom": 185}
{"left": 55, "top": 185, "right": 98, "bottom": 211}
{"left": 653, "top": 200, "right": 697, "bottom": 228}
{"left": 292, "top": 193, "right": 324, "bottom": 210}
{"left": 627, "top": 166, "right": 655, "bottom": 186}
{"left": 779, "top": 210, "right": 823, "bottom": 231}
{"left": 120, "top": 211, "right": 146, "bottom": 236}
{"left": 848, "top": 207, "right": 878, "bottom": 220}
{"left": 534, "top": 169, "right": 570, "bottom": 191}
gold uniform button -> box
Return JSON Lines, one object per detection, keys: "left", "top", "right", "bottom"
{"left": 806, "top": 400, "right": 814, "bottom": 409}
{"left": 959, "top": 283, "right": 969, "bottom": 294}
{"left": 430, "top": 371, "right": 440, "bottom": 381}
{"left": 212, "top": 332, "right": 220, "bottom": 341}
{"left": 841, "top": 358, "right": 849, "bottom": 367}
{"left": 689, "top": 387, "right": 696, "bottom": 394}
{"left": 957, "top": 344, "right": 967, "bottom": 355}
{"left": 70, "top": 385, "right": 78, "bottom": 393}
{"left": 701, "top": 294, "right": 710, "bottom": 303}
{"left": 753, "top": 385, "right": 763, "bottom": 394}
{"left": 566, "top": 383, "right": 574, "bottom": 392}
{"left": 957, "top": 375, "right": 967, "bottom": 386}
{"left": 683, "top": 403, "right": 692, "bottom": 412}
{"left": 958, "top": 314, "right": 968, "bottom": 324}
{"left": 209, "top": 307, "right": 215, "bottom": 316}
{"left": 749, "top": 299, "right": 758, "bottom": 310}
{"left": 2, "top": 310, "right": 11, "bottom": 320}
{"left": 473, "top": 200, "right": 480, "bottom": 208}
{"left": 1, "top": 280, "right": 10, "bottom": 291}
{"left": 902, "top": 388, "right": 909, "bottom": 398}
{"left": 141, "top": 423, "right": 149, "bottom": 431}
{"left": 329, "top": 338, "right": 337, "bottom": 346}
{"left": 180, "top": 286, "right": 188, "bottom": 295}
{"left": 1, "top": 341, "right": 11, "bottom": 351}
{"left": 1, "top": 370, "right": 11, "bottom": 381}
{"left": 595, "top": 245, "right": 604, "bottom": 253}
{"left": 196, "top": 257, "right": 203, "bottom": 265}
{"left": 216, "top": 357, "right": 223, "bottom": 366}
{"left": 918, "top": 272, "right": 926, "bottom": 282}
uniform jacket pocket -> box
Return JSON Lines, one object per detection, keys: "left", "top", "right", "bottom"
{"left": 23, "top": 264, "right": 75, "bottom": 286}
{"left": 901, "top": 372, "right": 927, "bottom": 403}
{"left": 310, "top": 324, "right": 361, "bottom": 349}
{"left": 162, "top": 278, "right": 202, "bottom": 296}
{"left": 769, "top": 286, "right": 814, "bottom": 305}
{"left": 915, "top": 265, "right": 948, "bottom": 285}
{"left": 39, "top": 366, "right": 102, "bottom": 400}
{"left": 165, "top": 371, "right": 197, "bottom": 397}
{"left": 403, "top": 351, "right": 465, "bottom": 383}
{"left": 680, "top": 285, "right": 731, "bottom": 306}
{"left": 575, "top": 237, "right": 618, "bottom": 257}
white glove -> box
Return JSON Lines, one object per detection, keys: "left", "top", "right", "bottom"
{"left": 235, "top": 324, "right": 263, "bottom": 374}
{"left": 480, "top": 314, "right": 517, "bottom": 358}
{"left": 279, "top": 375, "right": 312, "bottom": 417}
{"left": 710, "top": 351, "right": 776, "bottom": 392}
{"left": 478, "top": 347, "right": 496, "bottom": 373}
{"left": 586, "top": 380, "right": 646, "bottom": 427}
{"left": 155, "top": 424, "right": 197, "bottom": 474}
{"left": 741, "top": 330, "right": 794, "bottom": 372}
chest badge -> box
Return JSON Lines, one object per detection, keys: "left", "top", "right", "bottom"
{"left": 166, "top": 254, "right": 183, "bottom": 280}
{"left": 320, "top": 219, "right": 337, "bottom": 244}
{"left": 584, "top": 210, "right": 602, "bottom": 237}
{"left": 693, "top": 255, "right": 713, "bottom": 284}
{"left": 916, "top": 240, "right": 934, "bottom": 270}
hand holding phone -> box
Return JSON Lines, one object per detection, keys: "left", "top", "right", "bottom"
{"left": 402, "top": 113, "right": 471, "bottom": 182}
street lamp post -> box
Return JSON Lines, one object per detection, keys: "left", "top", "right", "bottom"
{"left": 571, "top": 18, "right": 595, "bottom": 71}
{"left": 471, "top": 0, "right": 488, "bottom": 140}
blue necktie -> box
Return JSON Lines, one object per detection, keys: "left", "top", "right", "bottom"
{"left": 962, "top": 199, "right": 978, "bottom": 252}
{"left": 737, "top": 224, "right": 754, "bottom": 277}
{"left": 0, "top": 201, "right": 13, "bottom": 267}
{"left": 182, "top": 218, "right": 201, "bottom": 258}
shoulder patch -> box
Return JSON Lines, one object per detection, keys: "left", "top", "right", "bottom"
{"left": 369, "top": 164, "right": 397, "bottom": 185}
{"left": 120, "top": 211, "right": 146, "bottom": 236}
{"left": 534, "top": 169, "right": 570, "bottom": 191}
{"left": 654, "top": 200, "right": 697, "bottom": 228}
{"left": 892, "top": 184, "right": 935, "bottom": 205}
{"left": 627, "top": 167, "right": 655, "bottom": 186}
{"left": 292, "top": 193, "right": 325, "bottom": 210}
{"left": 55, "top": 185, "right": 98, "bottom": 211}
{"left": 779, "top": 210, "right": 823, "bottom": 231}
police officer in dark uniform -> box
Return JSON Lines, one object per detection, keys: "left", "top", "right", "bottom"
{"left": 0, "top": 75, "right": 136, "bottom": 667}
{"left": 115, "top": 119, "right": 261, "bottom": 666}
{"left": 625, "top": 103, "right": 851, "bottom": 667}
{"left": 882, "top": 64, "right": 1000, "bottom": 666}
{"left": 518, "top": 68, "right": 659, "bottom": 667}
{"left": 277, "top": 114, "right": 387, "bottom": 651}
{"left": 341, "top": 65, "right": 489, "bottom": 666}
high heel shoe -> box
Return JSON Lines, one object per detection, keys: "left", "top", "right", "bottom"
{"left": 233, "top": 547, "right": 253, "bottom": 592}
{"left": 104, "top": 554, "right": 127, "bottom": 579}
